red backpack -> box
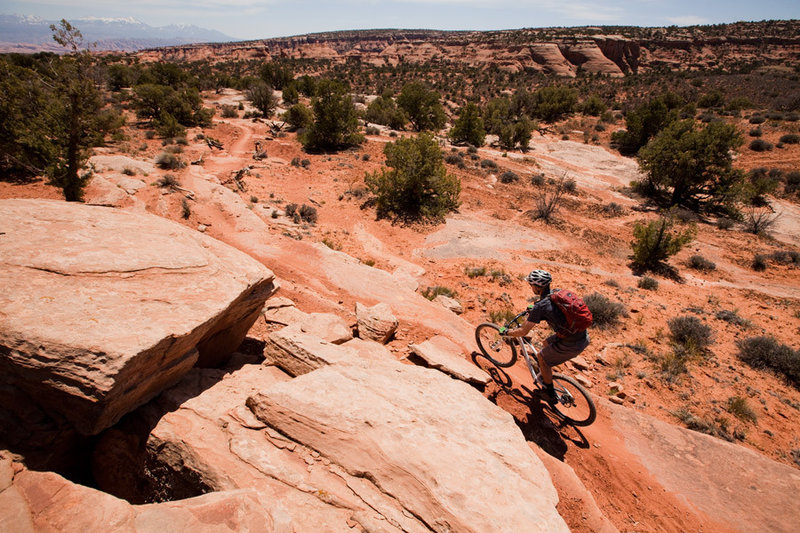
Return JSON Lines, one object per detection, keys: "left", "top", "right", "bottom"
{"left": 549, "top": 289, "right": 593, "bottom": 336}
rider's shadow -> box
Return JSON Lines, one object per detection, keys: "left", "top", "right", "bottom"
{"left": 471, "top": 352, "right": 589, "bottom": 460}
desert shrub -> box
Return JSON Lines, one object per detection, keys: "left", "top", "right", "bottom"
{"left": 697, "top": 91, "right": 725, "bottom": 108}
{"left": 563, "top": 178, "right": 577, "bottom": 193}
{"left": 533, "top": 174, "right": 570, "bottom": 222}
{"left": 156, "top": 174, "right": 179, "bottom": 188}
{"left": 688, "top": 254, "right": 716, "bottom": 271}
{"left": 611, "top": 95, "right": 680, "bottom": 155}
{"left": 749, "top": 139, "right": 774, "bottom": 152}
{"left": 630, "top": 217, "right": 695, "bottom": 271}
{"left": 175, "top": 137, "right": 188, "bottom": 146}
{"left": 365, "top": 132, "right": 460, "bottom": 221}
{"left": 736, "top": 336, "right": 800, "bottom": 387}
{"left": 530, "top": 173, "right": 545, "bottom": 186}
{"left": 594, "top": 123, "right": 606, "bottom": 132}
{"left": 716, "top": 309, "right": 752, "bottom": 328}
{"left": 301, "top": 159, "right": 311, "bottom": 168}
{"left": 748, "top": 128, "right": 762, "bottom": 137}
{"left": 668, "top": 315, "right": 713, "bottom": 355}
{"left": 465, "top": 265, "right": 487, "bottom": 278}
{"left": 656, "top": 354, "right": 689, "bottom": 382}
{"left": 467, "top": 145, "right": 478, "bottom": 154}
{"left": 581, "top": 94, "right": 607, "bottom": 116}
{"left": 744, "top": 207, "right": 779, "bottom": 235}
{"left": 748, "top": 115, "right": 766, "bottom": 124}
{"left": 246, "top": 81, "right": 277, "bottom": 118}
{"left": 480, "top": 159, "right": 497, "bottom": 169}
{"left": 155, "top": 152, "right": 183, "bottom": 170}
{"left": 499, "top": 171, "right": 519, "bottom": 183}
{"left": 362, "top": 153, "right": 371, "bottom": 161}
{"left": 637, "top": 276, "right": 659, "bottom": 291}
{"left": 779, "top": 133, "right": 800, "bottom": 144}
{"left": 181, "top": 198, "right": 191, "bottom": 219}
{"left": 365, "top": 126, "right": 380, "bottom": 136}
{"left": 785, "top": 171, "right": 800, "bottom": 195}
{"left": 284, "top": 203, "right": 297, "bottom": 217}
{"left": 716, "top": 217, "right": 734, "bottom": 230}
{"left": 671, "top": 408, "right": 736, "bottom": 441}
{"left": 364, "top": 93, "right": 407, "bottom": 130}
{"left": 584, "top": 292, "right": 625, "bottom": 329}
{"left": 489, "top": 308, "right": 518, "bottom": 324}
{"left": 766, "top": 111, "right": 785, "bottom": 121}
{"left": 121, "top": 167, "right": 136, "bottom": 176}
{"left": 290, "top": 157, "right": 301, "bottom": 167}
{"left": 421, "top": 285, "right": 457, "bottom": 300}
{"left": 601, "top": 202, "right": 624, "bottom": 216}
{"left": 751, "top": 254, "right": 768, "bottom": 271}
{"left": 221, "top": 105, "right": 238, "bottom": 118}
{"left": 444, "top": 153, "right": 463, "bottom": 165}
{"left": 530, "top": 85, "right": 578, "bottom": 122}
{"left": 283, "top": 103, "right": 313, "bottom": 131}
{"left": 298, "top": 204, "right": 318, "bottom": 223}
{"left": 727, "top": 396, "right": 758, "bottom": 423}
{"left": 768, "top": 250, "right": 800, "bottom": 266}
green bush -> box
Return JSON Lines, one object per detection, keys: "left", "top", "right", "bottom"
{"left": 449, "top": 102, "right": 485, "bottom": 147}
{"left": 749, "top": 115, "right": 766, "bottom": 124}
{"left": 246, "top": 81, "right": 277, "bottom": 117}
{"left": 397, "top": 82, "right": 446, "bottom": 132}
{"left": 221, "top": 105, "right": 238, "bottom": 118}
{"left": 630, "top": 217, "right": 695, "bottom": 271}
{"left": 364, "top": 94, "right": 407, "bottom": 130}
{"left": 365, "top": 132, "right": 460, "bottom": 221}
{"left": 668, "top": 315, "right": 713, "bottom": 355}
{"left": 499, "top": 171, "right": 519, "bottom": 184}
{"left": 611, "top": 95, "right": 680, "bottom": 155}
{"left": 779, "top": 134, "right": 800, "bottom": 144}
{"left": 530, "top": 85, "right": 578, "bottom": 122}
{"left": 421, "top": 285, "right": 457, "bottom": 300}
{"left": 155, "top": 152, "right": 183, "bottom": 170}
{"left": 283, "top": 103, "right": 313, "bottom": 131}
{"left": 736, "top": 336, "right": 800, "bottom": 387}
{"left": 298, "top": 204, "right": 318, "bottom": 223}
{"left": 584, "top": 292, "right": 625, "bottom": 329}
{"left": 716, "top": 309, "right": 751, "bottom": 328}
{"left": 637, "top": 276, "right": 659, "bottom": 291}
{"left": 749, "top": 139, "right": 774, "bottom": 152}
{"left": 480, "top": 159, "right": 497, "bottom": 170}
{"left": 301, "top": 79, "right": 364, "bottom": 152}
{"left": 748, "top": 128, "right": 762, "bottom": 137}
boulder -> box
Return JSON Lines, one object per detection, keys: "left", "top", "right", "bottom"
{"left": 92, "top": 363, "right": 433, "bottom": 531}
{"left": 2, "top": 452, "right": 276, "bottom": 533}
{"left": 355, "top": 302, "right": 398, "bottom": 343}
{"left": 408, "top": 335, "right": 490, "bottom": 386}
{"left": 433, "top": 294, "right": 463, "bottom": 314}
{"left": 297, "top": 313, "right": 353, "bottom": 345}
{"left": 264, "top": 326, "right": 381, "bottom": 377}
{"left": 0, "top": 199, "right": 277, "bottom": 439}
{"left": 262, "top": 297, "right": 308, "bottom": 325}
{"left": 247, "top": 358, "right": 570, "bottom": 533}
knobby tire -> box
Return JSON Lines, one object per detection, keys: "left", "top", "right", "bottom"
{"left": 475, "top": 322, "right": 517, "bottom": 368}
{"left": 551, "top": 373, "right": 596, "bottom": 426}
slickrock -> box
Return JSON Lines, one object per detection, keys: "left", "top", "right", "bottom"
{"left": 247, "top": 357, "right": 570, "bottom": 533}
{"left": 609, "top": 400, "right": 800, "bottom": 533}
{"left": 263, "top": 326, "right": 375, "bottom": 376}
{"left": 433, "top": 294, "right": 463, "bottom": 314}
{"left": 408, "top": 335, "right": 490, "bottom": 386}
{"left": 0, "top": 199, "right": 277, "bottom": 438}
{"left": 561, "top": 41, "right": 625, "bottom": 76}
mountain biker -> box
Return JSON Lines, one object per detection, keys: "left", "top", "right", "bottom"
{"left": 500, "top": 269, "right": 590, "bottom": 403}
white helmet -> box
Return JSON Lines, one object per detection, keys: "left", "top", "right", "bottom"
{"left": 525, "top": 269, "right": 552, "bottom": 287}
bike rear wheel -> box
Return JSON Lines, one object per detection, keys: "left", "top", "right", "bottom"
{"left": 551, "top": 374, "right": 596, "bottom": 426}
{"left": 475, "top": 323, "right": 517, "bottom": 368}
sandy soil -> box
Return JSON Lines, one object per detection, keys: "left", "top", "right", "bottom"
{"left": 4, "top": 90, "right": 799, "bottom": 532}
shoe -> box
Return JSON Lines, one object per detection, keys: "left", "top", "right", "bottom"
{"left": 535, "top": 387, "right": 559, "bottom": 405}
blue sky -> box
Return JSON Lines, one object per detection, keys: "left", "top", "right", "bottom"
{"left": 2, "top": 0, "right": 799, "bottom": 40}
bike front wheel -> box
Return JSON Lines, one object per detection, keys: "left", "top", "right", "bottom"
{"left": 551, "top": 374, "right": 596, "bottom": 427}
{"left": 475, "top": 322, "right": 517, "bottom": 368}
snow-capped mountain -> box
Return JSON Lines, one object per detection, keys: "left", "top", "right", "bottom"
{"left": 0, "top": 14, "right": 234, "bottom": 52}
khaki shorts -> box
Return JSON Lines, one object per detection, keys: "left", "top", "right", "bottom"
{"left": 540, "top": 333, "right": 590, "bottom": 366}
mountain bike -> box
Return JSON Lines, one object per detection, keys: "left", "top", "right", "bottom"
{"left": 475, "top": 310, "right": 596, "bottom": 426}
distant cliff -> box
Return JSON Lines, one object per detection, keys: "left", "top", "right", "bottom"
{"left": 135, "top": 21, "right": 800, "bottom": 77}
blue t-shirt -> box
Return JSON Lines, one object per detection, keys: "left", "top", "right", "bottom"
{"left": 526, "top": 290, "right": 588, "bottom": 344}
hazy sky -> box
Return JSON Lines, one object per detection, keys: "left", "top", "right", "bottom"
{"left": 2, "top": 0, "right": 799, "bottom": 40}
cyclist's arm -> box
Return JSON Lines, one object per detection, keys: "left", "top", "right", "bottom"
{"left": 505, "top": 320, "right": 535, "bottom": 338}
